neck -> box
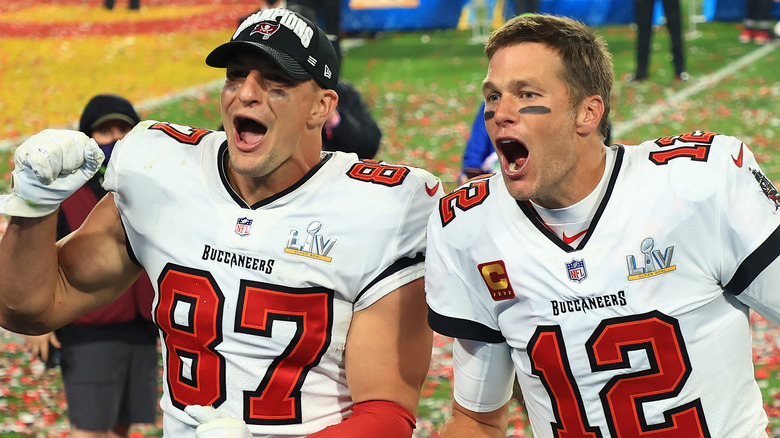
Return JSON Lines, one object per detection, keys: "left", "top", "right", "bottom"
{"left": 225, "top": 150, "right": 323, "bottom": 206}
{"left": 533, "top": 143, "right": 608, "bottom": 209}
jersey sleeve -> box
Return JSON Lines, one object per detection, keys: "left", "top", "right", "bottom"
{"left": 425, "top": 210, "right": 505, "bottom": 344}
{"left": 716, "top": 136, "right": 780, "bottom": 326}
{"left": 353, "top": 169, "right": 442, "bottom": 312}
{"left": 426, "top": 210, "right": 515, "bottom": 412}
{"left": 452, "top": 338, "right": 515, "bottom": 413}
{"left": 102, "top": 120, "right": 158, "bottom": 195}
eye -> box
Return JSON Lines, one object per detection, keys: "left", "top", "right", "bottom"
{"left": 264, "top": 73, "right": 296, "bottom": 87}
{"left": 520, "top": 91, "right": 538, "bottom": 99}
{"left": 226, "top": 67, "right": 248, "bottom": 81}
{"left": 485, "top": 93, "right": 500, "bottom": 103}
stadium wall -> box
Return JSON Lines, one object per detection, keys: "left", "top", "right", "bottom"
{"left": 339, "top": 0, "right": 780, "bottom": 31}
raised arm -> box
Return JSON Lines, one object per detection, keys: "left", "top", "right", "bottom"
{"left": 0, "top": 130, "right": 142, "bottom": 335}
{"left": 308, "top": 277, "right": 433, "bottom": 437}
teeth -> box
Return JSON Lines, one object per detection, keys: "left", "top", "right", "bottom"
{"left": 508, "top": 162, "right": 518, "bottom": 171}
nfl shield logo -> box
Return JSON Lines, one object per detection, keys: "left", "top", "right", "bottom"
{"left": 566, "top": 259, "right": 587, "bottom": 283}
{"left": 235, "top": 217, "right": 253, "bottom": 236}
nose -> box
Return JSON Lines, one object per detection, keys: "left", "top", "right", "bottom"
{"left": 236, "top": 70, "right": 265, "bottom": 105}
{"left": 491, "top": 96, "right": 518, "bottom": 128}
{"left": 109, "top": 128, "right": 126, "bottom": 142}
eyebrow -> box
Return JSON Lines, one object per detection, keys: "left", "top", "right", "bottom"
{"left": 482, "top": 79, "right": 536, "bottom": 95}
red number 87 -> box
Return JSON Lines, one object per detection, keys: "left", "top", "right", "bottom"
{"left": 155, "top": 263, "right": 333, "bottom": 424}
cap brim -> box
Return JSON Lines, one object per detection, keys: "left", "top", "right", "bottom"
{"left": 206, "top": 41, "right": 312, "bottom": 81}
{"left": 90, "top": 113, "right": 138, "bottom": 131}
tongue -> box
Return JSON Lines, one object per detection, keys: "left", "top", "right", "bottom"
{"left": 240, "top": 129, "right": 265, "bottom": 144}
{"left": 238, "top": 122, "right": 266, "bottom": 145}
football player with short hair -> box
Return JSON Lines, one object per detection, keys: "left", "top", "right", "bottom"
{"left": 0, "top": 8, "right": 441, "bottom": 437}
{"left": 426, "top": 13, "right": 780, "bottom": 438}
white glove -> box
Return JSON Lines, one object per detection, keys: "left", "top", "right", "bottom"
{"left": 0, "top": 129, "right": 104, "bottom": 218}
{"left": 185, "top": 405, "right": 253, "bottom": 438}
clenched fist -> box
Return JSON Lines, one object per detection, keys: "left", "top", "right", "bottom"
{"left": 0, "top": 129, "right": 104, "bottom": 217}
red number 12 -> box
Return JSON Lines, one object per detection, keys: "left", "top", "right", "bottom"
{"left": 529, "top": 311, "right": 710, "bottom": 437}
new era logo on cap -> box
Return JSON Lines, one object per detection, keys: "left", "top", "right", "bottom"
{"left": 206, "top": 8, "right": 339, "bottom": 90}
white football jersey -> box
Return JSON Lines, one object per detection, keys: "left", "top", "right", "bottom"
{"left": 426, "top": 132, "right": 780, "bottom": 438}
{"left": 104, "top": 121, "right": 442, "bottom": 437}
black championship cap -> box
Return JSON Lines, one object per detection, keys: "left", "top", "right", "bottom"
{"left": 78, "top": 94, "right": 140, "bottom": 136}
{"left": 206, "top": 8, "right": 339, "bottom": 90}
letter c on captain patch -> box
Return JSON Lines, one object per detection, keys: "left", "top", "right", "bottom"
{"left": 478, "top": 260, "right": 516, "bottom": 301}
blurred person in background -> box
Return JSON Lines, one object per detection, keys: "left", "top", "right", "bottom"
{"left": 740, "top": 0, "right": 775, "bottom": 44}
{"left": 104, "top": 0, "right": 140, "bottom": 11}
{"left": 512, "top": 0, "right": 538, "bottom": 15}
{"left": 631, "top": 0, "right": 687, "bottom": 82}
{"left": 288, "top": 0, "right": 343, "bottom": 59}
{"left": 23, "top": 94, "right": 158, "bottom": 438}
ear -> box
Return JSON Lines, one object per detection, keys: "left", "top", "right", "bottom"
{"left": 307, "top": 87, "right": 339, "bottom": 129}
{"left": 575, "top": 95, "right": 604, "bottom": 136}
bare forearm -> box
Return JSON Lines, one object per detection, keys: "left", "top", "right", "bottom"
{"left": 440, "top": 418, "right": 506, "bottom": 438}
{"left": 439, "top": 402, "right": 509, "bottom": 438}
{"left": 0, "top": 214, "right": 61, "bottom": 333}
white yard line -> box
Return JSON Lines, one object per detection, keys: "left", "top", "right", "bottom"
{"left": 611, "top": 41, "right": 778, "bottom": 140}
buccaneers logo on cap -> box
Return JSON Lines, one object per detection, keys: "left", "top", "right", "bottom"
{"left": 250, "top": 22, "right": 280, "bottom": 40}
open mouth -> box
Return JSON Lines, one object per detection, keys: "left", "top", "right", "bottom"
{"left": 495, "top": 138, "right": 529, "bottom": 173}
{"left": 234, "top": 116, "right": 267, "bottom": 145}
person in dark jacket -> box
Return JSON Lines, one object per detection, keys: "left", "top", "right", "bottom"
{"left": 323, "top": 80, "right": 381, "bottom": 159}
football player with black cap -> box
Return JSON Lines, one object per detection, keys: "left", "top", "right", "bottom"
{"left": 206, "top": 7, "right": 340, "bottom": 90}
{"left": 233, "top": 3, "right": 382, "bottom": 160}
{"left": 0, "top": 7, "right": 441, "bottom": 438}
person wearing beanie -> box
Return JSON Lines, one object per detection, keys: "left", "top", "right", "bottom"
{"left": 78, "top": 94, "right": 141, "bottom": 173}
{"left": 22, "top": 94, "right": 159, "bottom": 438}
{"left": 0, "top": 8, "right": 440, "bottom": 438}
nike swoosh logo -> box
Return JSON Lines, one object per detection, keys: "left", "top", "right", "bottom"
{"left": 732, "top": 143, "right": 744, "bottom": 168}
{"left": 425, "top": 182, "right": 440, "bottom": 197}
{"left": 562, "top": 229, "right": 588, "bottom": 245}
